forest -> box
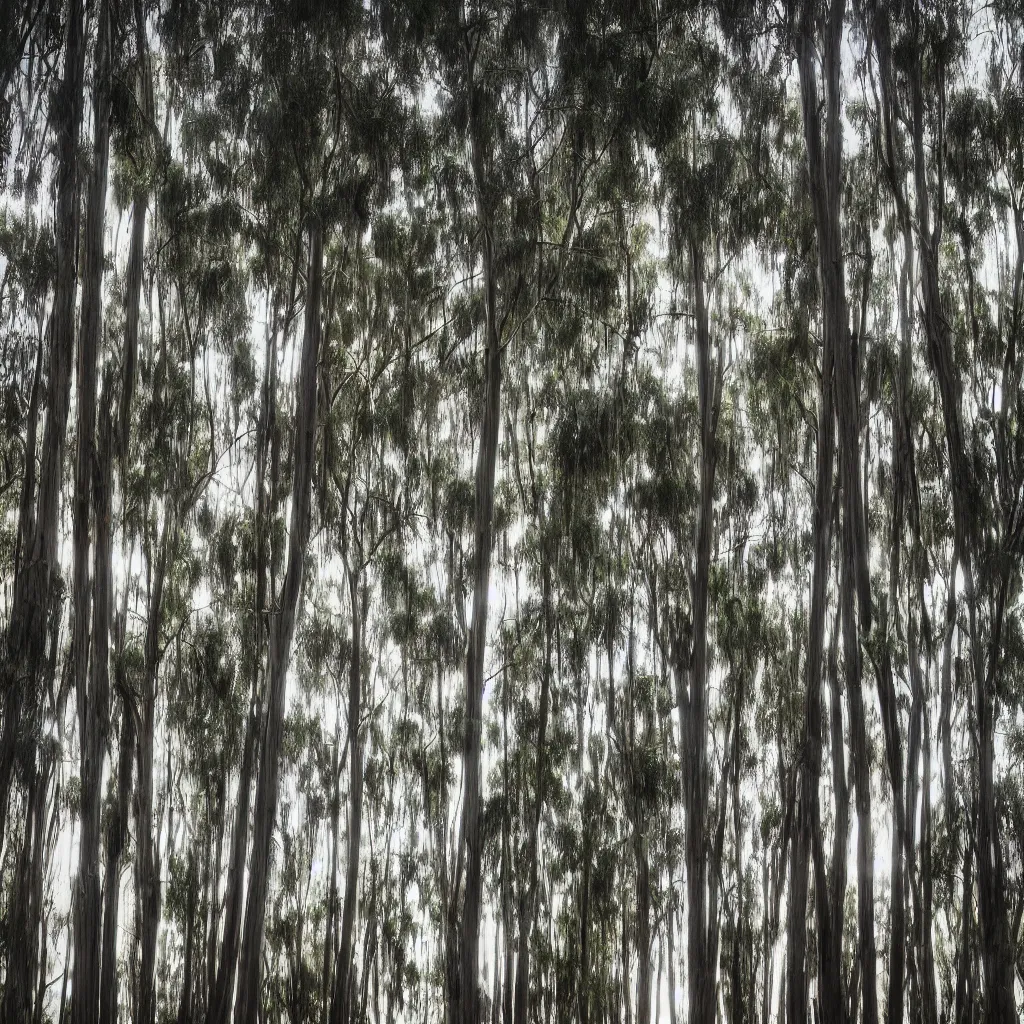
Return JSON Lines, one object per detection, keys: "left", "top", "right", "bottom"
{"left": 2, "top": 0, "right": 1024, "bottom": 1022}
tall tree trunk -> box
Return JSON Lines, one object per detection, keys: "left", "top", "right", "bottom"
{"left": 322, "top": 717, "right": 341, "bottom": 1024}
{"left": 785, "top": 13, "right": 838, "bottom": 1012}
{"left": 205, "top": 774, "right": 225, "bottom": 1015}
{"left": 120, "top": 0, "right": 153, "bottom": 467}
{"left": 454, "top": 64, "right": 504, "bottom": 1024}
{"left": 790, "top": 3, "right": 866, "bottom": 1022}
{"left": 234, "top": 217, "right": 323, "bottom": 1024}
{"left": 627, "top": 624, "right": 652, "bottom": 1024}
{"left": 578, "top": 805, "right": 591, "bottom": 1024}
{"left": 70, "top": 6, "right": 112, "bottom": 1021}
{"left": 513, "top": 547, "right": 553, "bottom": 1024}
{"left": 137, "top": 514, "right": 170, "bottom": 1024}
{"left": 330, "top": 570, "right": 366, "bottom": 1024}
{"left": 680, "top": 234, "right": 722, "bottom": 1024}
{"left": 100, "top": 690, "right": 136, "bottom": 1024}
{"left": 208, "top": 324, "right": 278, "bottom": 1024}
{"left": 178, "top": 850, "right": 198, "bottom": 1024}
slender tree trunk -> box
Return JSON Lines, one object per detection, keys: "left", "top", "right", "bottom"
{"left": 322, "top": 717, "right": 341, "bottom": 1024}
{"left": 789, "top": 4, "right": 862, "bottom": 1022}
{"left": 178, "top": 850, "right": 198, "bottom": 1024}
{"left": 208, "top": 323, "right": 278, "bottom": 1024}
{"left": 70, "top": 6, "right": 112, "bottom": 1022}
{"left": 137, "top": 515, "right": 170, "bottom": 1024}
{"left": 234, "top": 217, "right": 323, "bottom": 1024}
{"left": 680, "top": 234, "right": 722, "bottom": 1024}
{"left": 205, "top": 774, "right": 225, "bottom": 1014}
{"left": 121, "top": 0, "right": 153, "bottom": 466}
{"left": 331, "top": 571, "right": 366, "bottom": 1024}
{"left": 578, "top": 814, "right": 591, "bottom": 1024}
{"left": 513, "top": 555, "right": 553, "bottom": 1024}
{"left": 454, "top": 65, "right": 504, "bottom": 1024}
{"left": 100, "top": 695, "right": 135, "bottom": 1024}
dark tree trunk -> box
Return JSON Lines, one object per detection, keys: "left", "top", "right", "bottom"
{"left": 208, "top": 324, "right": 278, "bottom": 1024}
{"left": 785, "top": 3, "right": 839, "bottom": 1005}
{"left": 322, "top": 717, "right": 341, "bottom": 1024}
{"left": 178, "top": 850, "right": 198, "bottom": 1024}
{"left": 2, "top": 749, "right": 51, "bottom": 1024}
{"left": 680, "top": 235, "right": 722, "bottom": 1024}
{"left": 234, "top": 217, "right": 323, "bottom": 1024}
{"left": 70, "top": 5, "right": 112, "bottom": 1021}
{"left": 791, "top": 3, "right": 874, "bottom": 1022}
{"left": 330, "top": 571, "right": 366, "bottom": 1024}
{"left": 137, "top": 515, "right": 170, "bottom": 1024}
{"left": 100, "top": 694, "right": 136, "bottom": 1024}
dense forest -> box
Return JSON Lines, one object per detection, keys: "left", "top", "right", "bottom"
{"left": 2, "top": 0, "right": 1024, "bottom": 1022}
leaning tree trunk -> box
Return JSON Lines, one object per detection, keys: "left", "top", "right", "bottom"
{"left": 234, "top": 217, "right": 324, "bottom": 1024}
{"left": 0, "top": 0, "right": 85, "bottom": 841}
